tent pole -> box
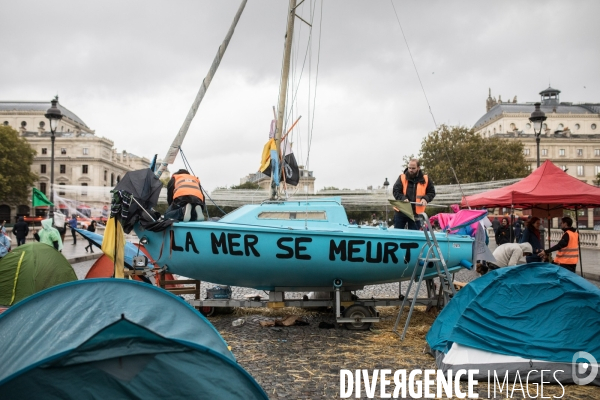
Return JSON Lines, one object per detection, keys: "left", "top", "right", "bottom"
{"left": 575, "top": 207, "right": 584, "bottom": 277}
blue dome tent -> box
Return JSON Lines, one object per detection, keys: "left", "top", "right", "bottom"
{"left": 427, "top": 263, "right": 600, "bottom": 386}
{"left": 0, "top": 279, "right": 267, "bottom": 399}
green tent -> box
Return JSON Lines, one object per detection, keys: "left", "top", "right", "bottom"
{"left": 0, "top": 243, "right": 77, "bottom": 306}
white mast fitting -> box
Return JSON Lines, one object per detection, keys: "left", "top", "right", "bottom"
{"left": 155, "top": 0, "right": 248, "bottom": 178}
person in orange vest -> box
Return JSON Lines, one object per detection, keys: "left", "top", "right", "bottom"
{"left": 392, "top": 158, "right": 435, "bottom": 230}
{"left": 165, "top": 169, "right": 205, "bottom": 222}
{"left": 539, "top": 216, "right": 579, "bottom": 273}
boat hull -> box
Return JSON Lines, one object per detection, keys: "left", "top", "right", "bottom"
{"left": 135, "top": 221, "right": 474, "bottom": 291}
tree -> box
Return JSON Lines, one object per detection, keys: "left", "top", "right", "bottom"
{"left": 230, "top": 181, "right": 260, "bottom": 190}
{"left": 418, "top": 124, "right": 529, "bottom": 184}
{"left": 0, "top": 126, "right": 38, "bottom": 203}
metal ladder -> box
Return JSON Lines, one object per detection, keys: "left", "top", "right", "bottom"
{"left": 393, "top": 212, "right": 456, "bottom": 340}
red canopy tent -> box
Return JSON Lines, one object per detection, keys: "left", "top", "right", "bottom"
{"left": 462, "top": 160, "right": 600, "bottom": 276}
{"left": 462, "top": 160, "right": 600, "bottom": 210}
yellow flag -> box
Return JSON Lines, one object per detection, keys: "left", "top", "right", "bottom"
{"left": 259, "top": 138, "right": 277, "bottom": 173}
{"left": 101, "top": 217, "right": 126, "bottom": 279}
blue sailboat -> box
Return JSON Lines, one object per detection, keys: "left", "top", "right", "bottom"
{"left": 115, "top": 1, "right": 480, "bottom": 328}
{"left": 135, "top": 197, "right": 475, "bottom": 291}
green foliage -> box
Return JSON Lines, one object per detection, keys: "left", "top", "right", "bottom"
{"left": 230, "top": 181, "right": 260, "bottom": 190}
{"left": 0, "top": 126, "right": 38, "bottom": 203}
{"left": 594, "top": 172, "right": 600, "bottom": 187}
{"left": 418, "top": 124, "right": 529, "bottom": 184}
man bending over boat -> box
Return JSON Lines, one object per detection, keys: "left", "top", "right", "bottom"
{"left": 165, "top": 169, "right": 205, "bottom": 222}
{"left": 392, "top": 159, "right": 435, "bottom": 230}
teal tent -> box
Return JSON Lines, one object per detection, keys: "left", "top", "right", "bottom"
{"left": 0, "top": 279, "right": 267, "bottom": 399}
{"left": 427, "top": 263, "right": 600, "bottom": 386}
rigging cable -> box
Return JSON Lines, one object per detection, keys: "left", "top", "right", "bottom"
{"left": 178, "top": 147, "right": 227, "bottom": 216}
{"left": 389, "top": 0, "right": 470, "bottom": 208}
{"left": 305, "top": 0, "right": 323, "bottom": 171}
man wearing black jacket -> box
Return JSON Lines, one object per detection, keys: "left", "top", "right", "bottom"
{"left": 12, "top": 217, "right": 29, "bottom": 246}
{"left": 392, "top": 159, "right": 435, "bottom": 230}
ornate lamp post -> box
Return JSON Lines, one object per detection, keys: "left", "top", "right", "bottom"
{"left": 529, "top": 102, "right": 547, "bottom": 168}
{"left": 44, "top": 97, "right": 63, "bottom": 216}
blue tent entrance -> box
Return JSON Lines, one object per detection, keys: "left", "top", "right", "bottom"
{"left": 427, "top": 263, "right": 600, "bottom": 386}
{"left": 0, "top": 279, "right": 267, "bottom": 399}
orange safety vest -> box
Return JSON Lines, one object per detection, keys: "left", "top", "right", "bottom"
{"left": 173, "top": 174, "right": 204, "bottom": 202}
{"left": 554, "top": 230, "right": 579, "bottom": 265}
{"left": 398, "top": 174, "right": 429, "bottom": 214}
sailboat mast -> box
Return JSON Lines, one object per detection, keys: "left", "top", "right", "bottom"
{"left": 155, "top": 0, "right": 247, "bottom": 179}
{"left": 273, "top": 0, "right": 297, "bottom": 195}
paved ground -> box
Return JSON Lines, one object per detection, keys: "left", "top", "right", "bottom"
{"left": 64, "top": 238, "right": 600, "bottom": 399}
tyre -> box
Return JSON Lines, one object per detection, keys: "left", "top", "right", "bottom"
{"left": 343, "top": 305, "right": 373, "bottom": 331}
{"left": 198, "top": 306, "right": 215, "bottom": 317}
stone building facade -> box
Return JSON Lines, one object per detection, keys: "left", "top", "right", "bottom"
{"left": 474, "top": 87, "right": 600, "bottom": 227}
{"left": 241, "top": 166, "right": 316, "bottom": 194}
{"left": 0, "top": 100, "right": 153, "bottom": 222}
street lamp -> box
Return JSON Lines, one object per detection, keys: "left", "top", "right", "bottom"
{"left": 45, "top": 97, "right": 63, "bottom": 217}
{"left": 529, "top": 102, "right": 547, "bottom": 168}
{"left": 383, "top": 178, "right": 390, "bottom": 225}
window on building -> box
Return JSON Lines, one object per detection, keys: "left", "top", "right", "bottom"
{"left": 117, "top": 175, "right": 121, "bottom": 183}
{"left": 543, "top": 123, "right": 548, "bottom": 130}
{"left": 104, "top": 170, "right": 108, "bottom": 181}
{"left": 83, "top": 148, "right": 89, "bottom": 155}
{"left": 111, "top": 173, "right": 114, "bottom": 186}
{"left": 577, "top": 165, "right": 584, "bottom": 176}
{"left": 561, "top": 165, "right": 568, "bottom": 172}
{"left": 40, "top": 182, "right": 47, "bottom": 195}
{"left": 510, "top": 123, "right": 516, "bottom": 130}
{"left": 592, "top": 123, "right": 597, "bottom": 130}
{"left": 2, "top": 121, "right": 8, "bottom": 126}
{"left": 59, "top": 183, "right": 66, "bottom": 195}
{"left": 60, "top": 165, "right": 66, "bottom": 174}
{"left": 82, "top": 165, "right": 89, "bottom": 174}
{"left": 541, "top": 149, "right": 548, "bottom": 156}
{"left": 577, "top": 149, "right": 583, "bottom": 157}
{"left": 41, "top": 148, "right": 47, "bottom": 155}
{"left": 596, "top": 149, "right": 600, "bottom": 157}
{"left": 61, "top": 148, "right": 67, "bottom": 155}
{"left": 39, "top": 121, "right": 45, "bottom": 128}
{"left": 523, "top": 149, "right": 530, "bottom": 156}
{"left": 21, "top": 121, "right": 27, "bottom": 128}
{"left": 526, "top": 123, "right": 531, "bottom": 130}
{"left": 575, "top": 123, "right": 581, "bottom": 130}
{"left": 559, "top": 149, "right": 565, "bottom": 157}
{"left": 526, "top": 165, "right": 531, "bottom": 171}
{"left": 558, "top": 123, "right": 564, "bottom": 130}
{"left": 82, "top": 183, "right": 88, "bottom": 196}
{"left": 596, "top": 166, "right": 600, "bottom": 175}
{"left": 40, "top": 164, "right": 47, "bottom": 173}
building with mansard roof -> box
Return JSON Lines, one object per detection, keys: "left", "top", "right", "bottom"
{"left": 0, "top": 99, "right": 157, "bottom": 223}
{"left": 474, "top": 87, "right": 600, "bottom": 227}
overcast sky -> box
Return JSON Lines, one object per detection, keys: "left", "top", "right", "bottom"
{"left": 2, "top": 0, "right": 599, "bottom": 192}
